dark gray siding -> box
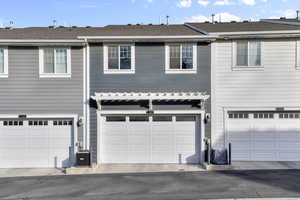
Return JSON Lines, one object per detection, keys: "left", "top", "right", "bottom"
{"left": 0, "top": 46, "right": 84, "bottom": 142}
{"left": 89, "top": 42, "right": 211, "bottom": 163}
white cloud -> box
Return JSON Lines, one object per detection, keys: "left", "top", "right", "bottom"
{"left": 241, "top": 0, "right": 256, "bottom": 6}
{"left": 185, "top": 15, "right": 210, "bottom": 22}
{"left": 177, "top": 0, "right": 192, "bottom": 8}
{"left": 198, "top": 0, "right": 210, "bottom": 6}
{"left": 214, "top": 0, "right": 234, "bottom": 6}
{"left": 276, "top": 9, "right": 296, "bottom": 18}
{"left": 215, "top": 12, "right": 241, "bottom": 22}
{"left": 185, "top": 12, "right": 241, "bottom": 22}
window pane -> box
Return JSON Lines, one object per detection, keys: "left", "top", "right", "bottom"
{"left": 182, "top": 45, "right": 193, "bottom": 69}
{"left": 176, "top": 115, "right": 196, "bottom": 121}
{"left": 55, "top": 48, "right": 67, "bottom": 73}
{"left": 106, "top": 116, "right": 126, "bottom": 122}
{"left": 108, "top": 46, "right": 119, "bottom": 69}
{"left": 44, "top": 48, "right": 54, "bottom": 73}
{"left": 169, "top": 45, "right": 180, "bottom": 69}
{"left": 120, "top": 45, "right": 131, "bottom": 69}
{"left": 129, "top": 116, "right": 149, "bottom": 122}
{"left": 249, "top": 41, "right": 261, "bottom": 66}
{"left": 0, "top": 49, "right": 4, "bottom": 73}
{"left": 153, "top": 116, "right": 172, "bottom": 122}
{"left": 236, "top": 41, "right": 248, "bottom": 66}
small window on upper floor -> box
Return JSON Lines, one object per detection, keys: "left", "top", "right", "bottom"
{"left": 0, "top": 47, "right": 8, "bottom": 78}
{"left": 233, "top": 41, "right": 263, "bottom": 70}
{"left": 103, "top": 44, "right": 135, "bottom": 74}
{"left": 165, "top": 43, "right": 197, "bottom": 74}
{"left": 39, "top": 47, "right": 71, "bottom": 78}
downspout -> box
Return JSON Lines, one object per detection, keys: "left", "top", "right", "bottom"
{"left": 83, "top": 38, "right": 90, "bottom": 151}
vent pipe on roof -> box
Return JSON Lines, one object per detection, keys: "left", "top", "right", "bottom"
{"left": 9, "top": 21, "right": 14, "bottom": 29}
{"left": 53, "top": 19, "right": 58, "bottom": 28}
{"left": 166, "top": 15, "right": 169, "bottom": 25}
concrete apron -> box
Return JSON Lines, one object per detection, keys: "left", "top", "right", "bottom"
{"left": 0, "top": 168, "right": 65, "bottom": 178}
{"left": 205, "top": 161, "right": 300, "bottom": 171}
{"left": 66, "top": 164, "right": 205, "bottom": 175}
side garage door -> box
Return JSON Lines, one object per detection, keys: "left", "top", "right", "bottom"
{"left": 100, "top": 115, "right": 201, "bottom": 164}
{"left": 0, "top": 119, "right": 74, "bottom": 168}
{"left": 227, "top": 112, "right": 300, "bottom": 161}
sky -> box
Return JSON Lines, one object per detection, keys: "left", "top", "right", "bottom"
{"left": 0, "top": 0, "right": 298, "bottom": 28}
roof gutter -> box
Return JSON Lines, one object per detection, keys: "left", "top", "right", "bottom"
{"left": 219, "top": 33, "right": 300, "bottom": 39}
{"left": 77, "top": 35, "right": 217, "bottom": 42}
{"left": 0, "top": 39, "right": 86, "bottom": 46}
{"left": 0, "top": 39, "right": 85, "bottom": 43}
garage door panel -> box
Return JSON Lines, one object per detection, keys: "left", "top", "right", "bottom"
{"left": 103, "top": 144, "right": 128, "bottom": 152}
{"left": 251, "top": 152, "right": 277, "bottom": 161}
{"left": 101, "top": 115, "right": 201, "bottom": 164}
{"left": 0, "top": 119, "right": 73, "bottom": 168}
{"left": 151, "top": 152, "right": 175, "bottom": 163}
{"left": 227, "top": 112, "right": 300, "bottom": 161}
{"left": 252, "top": 141, "right": 277, "bottom": 150}
{"left": 278, "top": 142, "right": 300, "bottom": 150}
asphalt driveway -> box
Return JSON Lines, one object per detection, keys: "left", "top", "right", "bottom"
{"left": 1, "top": 170, "right": 300, "bottom": 200}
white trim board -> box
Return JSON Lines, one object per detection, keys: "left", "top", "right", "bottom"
{"left": 0, "top": 47, "right": 8, "bottom": 78}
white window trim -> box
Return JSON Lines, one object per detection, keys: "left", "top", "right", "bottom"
{"left": 103, "top": 44, "right": 135, "bottom": 74}
{"left": 296, "top": 40, "right": 300, "bottom": 70}
{"left": 0, "top": 47, "right": 8, "bottom": 78}
{"left": 232, "top": 41, "right": 264, "bottom": 71}
{"left": 39, "top": 47, "right": 72, "bottom": 78}
{"left": 165, "top": 43, "right": 197, "bottom": 74}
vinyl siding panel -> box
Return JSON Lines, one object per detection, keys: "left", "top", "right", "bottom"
{"left": 212, "top": 39, "right": 300, "bottom": 149}
{"left": 89, "top": 43, "right": 211, "bottom": 163}
{"left": 0, "top": 46, "right": 84, "bottom": 142}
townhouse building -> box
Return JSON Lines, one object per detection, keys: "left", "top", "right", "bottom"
{"left": 0, "top": 18, "right": 299, "bottom": 168}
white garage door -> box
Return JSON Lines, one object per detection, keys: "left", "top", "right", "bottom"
{"left": 227, "top": 112, "right": 300, "bottom": 161}
{"left": 0, "top": 119, "right": 74, "bottom": 168}
{"left": 100, "top": 115, "right": 201, "bottom": 164}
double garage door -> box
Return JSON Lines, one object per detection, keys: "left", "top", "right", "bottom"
{"left": 100, "top": 115, "right": 201, "bottom": 164}
{"left": 227, "top": 111, "right": 300, "bottom": 161}
{"left": 0, "top": 119, "right": 74, "bottom": 168}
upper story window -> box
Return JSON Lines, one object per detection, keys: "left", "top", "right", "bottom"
{"left": 39, "top": 47, "right": 71, "bottom": 78}
{"left": 165, "top": 43, "right": 197, "bottom": 74}
{"left": 234, "top": 41, "right": 262, "bottom": 70}
{"left": 103, "top": 44, "right": 135, "bottom": 74}
{"left": 0, "top": 47, "right": 8, "bottom": 78}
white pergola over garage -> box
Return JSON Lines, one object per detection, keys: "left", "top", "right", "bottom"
{"left": 92, "top": 92, "right": 210, "bottom": 165}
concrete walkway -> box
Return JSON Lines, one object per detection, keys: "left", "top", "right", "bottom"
{"left": 205, "top": 161, "right": 300, "bottom": 171}
{"left": 232, "top": 161, "right": 300, "bottom": 170}
{"left": 66, "top": 164, "right": 205, "bottom": 175}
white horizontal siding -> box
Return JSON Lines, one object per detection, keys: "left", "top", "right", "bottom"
{"left": 212, "top": 39, "right": 300, "bottom": 149}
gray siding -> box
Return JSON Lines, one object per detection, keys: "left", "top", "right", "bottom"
{"left": 89, "top": 42, "right": 211, "bottom": 163}
{"left": 0, "top": 46, "right": 84, "bottom": 142}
